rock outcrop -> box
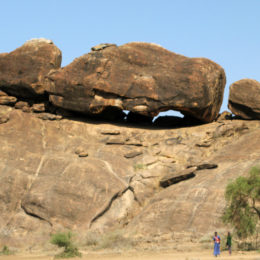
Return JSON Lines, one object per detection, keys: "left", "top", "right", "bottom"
{"left": 46, "top": 42, "right": 226, "bottom": 122}
{"left": 1, "top": 39, "right": 260, "bottom": 251}
{"left": 0, "top": 105, "right": 259, "bottom": 248}
{"left": 0, "top": 38, "right": 61, "bottom": 98}
{"left": 228, "top": 79, "right": 260, "bottom": 119}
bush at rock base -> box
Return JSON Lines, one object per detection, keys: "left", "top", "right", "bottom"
{"left": 50, "top": 231, "right": 81, "bottom": 258}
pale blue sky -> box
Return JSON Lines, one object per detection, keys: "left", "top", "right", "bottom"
{"left": 1, "top": 0, "right": 259, "bottom": 113}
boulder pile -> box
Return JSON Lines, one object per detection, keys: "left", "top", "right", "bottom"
{"left": 46, "top": 42, "right": 226, "bottom": 122}
{"left": 0, "top": 39, "right": 227, "bottom": 123}
{"left": 0, "top": 39, "right": 260, "bottom": 249}
{"left": 1, "top": 38, "right": 260, "bottom": 123}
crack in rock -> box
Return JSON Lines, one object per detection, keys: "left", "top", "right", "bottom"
{"left": 89, "top": 186, "right": 140, "bottom": 227}
{"left": 21, "top": 204, "right": 52, "bottom": 227}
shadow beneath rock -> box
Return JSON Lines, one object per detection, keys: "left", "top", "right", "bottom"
{"left": 60, "top": 110, "right": 206, "bottom": 130}
{"left": 153, "top": 115, "right": 204, "bottom": 129}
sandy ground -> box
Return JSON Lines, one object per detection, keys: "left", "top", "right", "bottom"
{"left": 0, "top": 250, "right": 259, "bottom": 260}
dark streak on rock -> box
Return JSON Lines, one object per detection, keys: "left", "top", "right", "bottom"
{"left": 21, "top": 205, "right": 52, "bottom": 227}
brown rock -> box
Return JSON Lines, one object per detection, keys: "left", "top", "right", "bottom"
{"left": 0, "top": 38, "right": 61, "bottom": 98}
{"left": 91, "top": 43, "right": 117, "bottom": 51}
{"left": 46, "top": 42, "right": 226, "bottom": 122}
{"left": 187, "top": 163, "right": 218, "bottom": 170}
{"left": 75, "top": 147, "right": 88, "bottom": 157}
{"left": 75, "top": 147, "right": 85, "bottom": 155}
{"left": 213, "top": 121, "right": 249, "bottom": 138}
{"left": 22, "top": 106, "right": 32, "bottom": 113}
{"left": 106, "top": 137, "right": 125, "bottom": 145}
{"left": 217, "top": 111, "right": 232, "bottom": 121}
{"left": 0, "top": 95, "right": 17, "bottom": 105}
{"left": 195, "top": 142, "right": 211, "bottom": 147}
{"left": 228, "top": 79, "right": 260, "bottom": 119}
{"left": 32, "top": 103, "right": 46, "bottom": 113}
{"left": 127, "top": 128, "right": 260, "bottom": 240}
{"left": 0, "top": 115, "right": 9, "bottom": 124}
{"left": 1, "top": 106, "right": 260, "bottom": 248}
{"left": 124, "top": 151, "right": 143, "bottom": 159}
{"left": 0, "top": 90, "right": 7, "bottom": 96}
{"left": 78, "top": 152, "right": 89, "bottom": 157}
{"left": 0, "top": 109, "right": 135, "bottom": 246}
{"left": 15, "top": 101, "right": 30, "bottom": 110}
{"left": 0, "top": 105, "right": 12, "bottom": 124}
{"left": 101, "top": 129, "right": 120, "bottom": 135}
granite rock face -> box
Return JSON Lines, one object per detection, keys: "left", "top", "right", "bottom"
{"left": 228, "top": 79, "right": 260, "bottom": 119}
{"left": 0, "top": 38, "right": 61, "bottom": 98}
{"left": 46, "top": 42, "right": 226, "bottom": 122}
{"left": 0, "top": 105, "right": 259, "bottom": 248}
{"left": 3, "top": 40, "right": 260, "bottom": 250}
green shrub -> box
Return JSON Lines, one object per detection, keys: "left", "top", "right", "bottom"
{"left": 50, "top": 231, "right": 81, "bottom": 258}
{"left": 0, "top": 245, "right": 12, "bottom": 255}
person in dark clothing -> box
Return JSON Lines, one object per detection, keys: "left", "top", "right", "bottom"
{"left": 226, "top": 232, "right": 232, "bottom": 255}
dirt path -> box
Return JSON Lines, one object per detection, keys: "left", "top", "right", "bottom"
{"left": 0, "top": 250, "right": 259, "bottom": 260}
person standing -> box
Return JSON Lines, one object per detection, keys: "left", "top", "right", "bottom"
{"left": 226, "top": 232, "right": 232, "bottom": 255}
{"left": 213, "top": 231, "right": 221, "bottom": 257}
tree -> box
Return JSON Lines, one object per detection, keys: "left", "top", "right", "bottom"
{"left": 222, "top": 166, "right": 260, "bottom": 239}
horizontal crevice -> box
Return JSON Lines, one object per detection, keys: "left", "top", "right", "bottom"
{"left": 160, "top": 172, "right": 195, "bottom": 188}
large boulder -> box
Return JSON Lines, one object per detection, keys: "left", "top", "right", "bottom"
{"left": 0, "top": 38, "right": 61, "bottom": 98}
{"left": 46, "top": 42, "right": 226, "bottom": 122}
{"left": 228, "top": 79, "right": 260, "bottom": 119}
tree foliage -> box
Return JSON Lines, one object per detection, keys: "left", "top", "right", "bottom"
{"left": 222, "top": 166, "right": 260, "bottom": 239}
{"left": 50, "top": 231, "right": 81, "bottom": 258}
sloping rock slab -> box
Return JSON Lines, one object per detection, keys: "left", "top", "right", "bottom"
{"left": 159, "top": 167, "right": 197, "bottom": 188}
{"left": 127, "top": 128, "right": 260, "bottom": 239}
{"left": 0, "top": 38, "right": 61, "bottom": 98}
{"left": 46, "top": 42, "right": 226, "bottom": 122}
{"left": 228, "top": 79, "right": 260, "bottom": 119}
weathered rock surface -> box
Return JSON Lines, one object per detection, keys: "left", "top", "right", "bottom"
{"left": 228, "top": 79, "right": 260, "bottom": 119}
{"left": 0, "top": 106, "right": 259, "bottom": 249}
{"left": 32, "top": 103, "right": 46, "bottom": 113}
{"left": 46, "top": 42, "right": 226, "bottom": 122}
{"left": 0, "top": 95, "right": 17, "bottom": 105}
{"left": 126, "top": 127, "right": 260, "bottom": 241}
{"left": 0, "top": 38, "right": 61, "bottom": 98}
{"left": 0, "top": 105, "right": 12, "bottom": 124}
{"left": 15, "top": 101, "right": 30, "bottom": 110}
